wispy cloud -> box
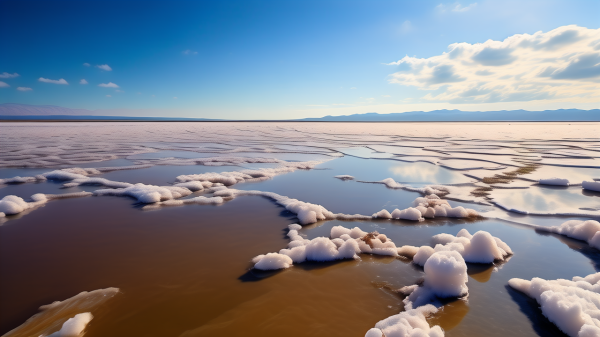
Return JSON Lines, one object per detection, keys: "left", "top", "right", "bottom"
{"left": 115, "top": 89, "right": 124, "bottom": 93}
{"left": 382, "top": 95, "right": 391, "bottom": 97}
{"left": 386, "top": 25, "right": 600, "bottom": 104}
{"left": 106, "top": 94, "right": 111, "bottom": 97}
{"left": 98, "top": 82, "right": 119, "bottom": 88}
{"left": 39, "top": 77, "right": 68, "bottom": 85}
{"left": 17, "top": 87, "right": 32, "bottom": 91}
{"left": 80, "top": 79, "right": 88, "bottom": 84}
{"left": 173, "top": 96, "right": 178, "bottom": 99}
{"left": 0, "top": 72, "right": 19, "bottom": 79}
{"left": 0, "top": 81, "right": 9, "bottom": 88}
{"left": 182, "top": 50, "right": 198, "bottom": 55}
{"left": 83, "top": 63, "right": 90, "bottom": 67}
{"left": 436, "top": 2, "right": 477, "bottom": 13}
{"left": 96, "top": 64, "right": 112, "bottom": 71}
{"left": 350, "top": 87, "right": 357, "bottom": 89}
{"left": 400, "top": 20, "right": 413, "bottom": 34}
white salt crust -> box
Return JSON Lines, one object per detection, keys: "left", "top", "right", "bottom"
{"left": 399, "top": 229, "right": 513, "bottom": 265}
{"left": 252, "top": 224, "right": 400, "bottom": 270}
{"left": 509, "top": 272, "right": 600, "bottom": 337}
{"left": 3, "top": 288, "right": 119, "bottom": 337}
{"left": 583, "top": 181, "right": 600, "bottom": 192}
{"left": 365, "top": 304, "right": 443, "bottom": 337}
{"left": 538, "top": 220, "right": 600, "bottom": 250}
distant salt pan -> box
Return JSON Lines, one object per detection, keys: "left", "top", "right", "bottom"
{"left": 509, "top": 272, "right": 600, "bottom": 337}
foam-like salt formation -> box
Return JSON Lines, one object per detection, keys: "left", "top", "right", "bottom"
{"left": 539, "top": 220, "right": 600, "bottom": 249}
{"left": 175, "top": 161, "right": 324, "bottom": 186}
{"left": 583, "top": 181, "right": 600, "bottom": 192}
{"left": 0, "top": 194, "right": 49, "bottom": 215}
{"left": 213, "top": 189, "right": 370, "bottom": 225}
{"left": 253, "top": 224, "right": 404, "bottom": 270}
{"left": 401, "top": 229, "right": 512, "bottom": 265}
{"left": 94, "top": 183, "right": 193, "bottom": 203}
{"left": 402, "top": 251, "right": 469, "bottom": 309}
{"left": 366, "top": 304, "right": 443, "bottom": 337}
{"left": 508, "top": 272, "right": 600, "bottom": 337}
{"left": 539, "top": 177, "right": 570, "bottom": 186}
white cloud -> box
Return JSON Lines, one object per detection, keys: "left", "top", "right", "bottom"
{"left": 400, "top": 20, "right": 413, "bottom": 34}
{"left": 80, "top": 79, "right": 88, "bottom": 84}
{"left": 83, "top": 63, "right": 91, "bottom": 67}
{"left": 0, "top": 81, "right": 9, "bottom": 88}
{"left": 182, "top": 50, "right": 198, "bottom": 55}
{"left": 98, "top": 82, "right": 119, "bottom": 88}
{"left": 436, "top": 2, "right": 477, "bottom": 13}
{"left": 115, "top": 89, "right": 124, "bottom": 93}
{"left": 96, "top": 64, "right": 112, "bottom": 71}
{"left": 17, "top": 87, "right": 32, "bottom": 91}
{"left": 106, "top": 94, "right": 111, "bottom": 97}
{"left": 38, "top": 77, "right": 68, "bottom": 85}
{"left": 386, "top": 25, "right": 600, "bottom": 104}
{"left": 173, "top": 96, "right": 178, "bottom": 99}
{"left": 0, "top": 72, "right": 19, "bottom": 78}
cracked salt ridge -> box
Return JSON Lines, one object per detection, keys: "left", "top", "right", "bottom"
{"left": 3, "top": 288, "right": 119, "bottom": 337}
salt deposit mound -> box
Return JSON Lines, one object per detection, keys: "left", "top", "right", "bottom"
{"left": 252, "top": 224, "right": 402, "bottom": 270}
{"left": 539, "top": 177, "right": 570, "bottom": 186}
{"left": 0, "top": 194, "right": 49, "bottom": 216}
{"left": 94, "top": 184, "right": 194, "bottom": 203}
{"left": 539, "top": 220, "right": 600, "bottom": 249}
{"left": 3, "top": 287, "right": 119, "bottom": 337}
{"left": 401, "top": 251, "right": 469, "bottom": 309}
{"left": 508, "top": 272, "right": 600, "bottom": 337}
{"left": 175, "top": 161, "right": 324, "bottom": 186}
{"left": 366, "top": 304, "right": 443, "bottom": 337}
{"left": 372, "top": 195, "right": 479, "bottom": 221}
{"left": 399, "top": 229, "right": 512, "bottom": 265}
{"left": 583, "top": 181, "right": 600, "bottom": 192}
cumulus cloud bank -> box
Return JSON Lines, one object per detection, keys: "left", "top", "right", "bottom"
{"left": 387, "top": 25, "right": 600, "bottom": 104}
{"left": 39, "top": 77, "right": 68, "bottom": 85}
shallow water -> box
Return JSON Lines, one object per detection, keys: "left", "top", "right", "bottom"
{"left": 1, "top": 122, "right": 600, "bottom": 337}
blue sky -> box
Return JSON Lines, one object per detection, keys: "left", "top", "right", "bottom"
{"left": 1, "top": 0, "right": 599, "bottom": 119}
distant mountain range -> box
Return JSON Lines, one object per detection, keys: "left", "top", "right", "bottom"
{"left": 0, "top": 103, "right": 598, "bottom": 121}
{"left": 299, "top": 109, "right": 600, "bottom": 121}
